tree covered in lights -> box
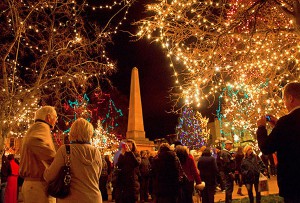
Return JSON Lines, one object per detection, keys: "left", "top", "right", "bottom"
{"left": 60, "top": 92, "right": 125, "bottom": 138}
{"left": 92, "top": 120, "right": 120, "bottom": 154}
{"left": 176, "top": 107, "right": 209, "bottom": 149}
{"left": 0, "top": 0, "right": 135, "bottom": 148}
{"left": 136, "top": 0, "right": 300, "bottom": 136}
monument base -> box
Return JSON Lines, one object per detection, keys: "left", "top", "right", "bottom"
{"left": 135, "top": 139, "right": 155, "bottom": 152}
{"left": 124, "top": 136, "right": 155, "bottom": 152}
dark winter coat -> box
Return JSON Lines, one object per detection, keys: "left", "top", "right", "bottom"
{"left": 241, "top": 153, "right": 265, "bottom": 184}
{"left": 235, "top": 153, "right": 244, "bottom": 172}
{"left": 140, "top": 157, "right": 151, "bottom": 177}
{"left": 219, "top": 149, "right": 235, "bottom": 174}
{"left": 257, "top": 108, "right": 300, "bottom": 199}
{"left": 197, "top": 155, "right": 218, "bottom": 186}
{"left": 117, "top": 151, "right": 141, "bottom": 199}
{"left": 152, "top": 150, "right": 181, "bottom": 197}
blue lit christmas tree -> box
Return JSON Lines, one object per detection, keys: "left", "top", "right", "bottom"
{"left": 176, "top": 106, "right": 209, "bottom": 149}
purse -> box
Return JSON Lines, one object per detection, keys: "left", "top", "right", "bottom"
{"left": 47, "top": 144, "right": 71, "bottom": 198}
{"left": 258, "top": 172, "right": 269, "bottom": 192}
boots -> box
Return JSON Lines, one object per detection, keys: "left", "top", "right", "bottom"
{"left": 237, "top": 187, "right": 245, "bottom": 196}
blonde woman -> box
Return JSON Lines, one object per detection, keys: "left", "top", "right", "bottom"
{"left": 44, "top": 118, "right": 102, "bottom": 203}
{"left": 241, "top": 145, "right": 266, "bottom": 203}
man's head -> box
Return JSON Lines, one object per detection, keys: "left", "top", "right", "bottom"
{"left": 224, "top": 140, "right": 233, "bottom": 150}
{"left": 35, "top": 106, "right": 57, "bottom": 129}
{"left": 283, "top": 82, "right": 300, "bottom": 112}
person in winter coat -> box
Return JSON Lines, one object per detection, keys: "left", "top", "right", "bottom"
{"left": 197, "top": 148, "right": 218, "bottom": 203}
{"left": 219, "top": 140, "right": 236, "bottom": 203}
{"left": 139, "top": 150, "right": 151, "bottom": 203}
{"left": 44, "top": 118, "right": 102, "bottom": 203}
{"left": 20, "top": 106, "right": 57, "bottom": 203}
{"left": 99, "top": 154, "right": 109, "bottom": 201}
{"left": 152, "top": 143, "right": 181, "bottom": 203}
{"left": 117, "top": 139, "right": 141, "bottom": 203}
{"left": 4, "top": 154, "right": 19, "bottom": 203}
{"left": 241, "top": 145, "right": 266, "bottom": 203}
{"left": 175, "top": 145, "right": 203, "bottom": 203}
{"left": 1, "top": 153, "right": 10, "bottom": 202}
{"left": 234, "top": 146, "right": 245, "bottom": 196}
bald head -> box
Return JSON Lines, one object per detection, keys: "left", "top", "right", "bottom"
{"left": 283, "top": 82, "right": 300, "bottom": 112}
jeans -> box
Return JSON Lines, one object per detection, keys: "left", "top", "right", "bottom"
{"left": 245, "top": 183, "right": 261, "bottom": 203}
{"left": 223, "top": 174, "right": 234, "bottom": 203}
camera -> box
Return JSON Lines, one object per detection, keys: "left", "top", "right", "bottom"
{"left": 266, "top": 115, "right": 271, "bottom": 122}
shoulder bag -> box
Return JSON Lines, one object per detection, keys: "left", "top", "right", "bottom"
{"left": 47, "top": 144, "right": 71, "bottom": 198}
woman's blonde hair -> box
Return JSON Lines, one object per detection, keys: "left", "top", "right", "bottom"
{"left": 34, "top": 106, "right": 56, "bottom": 120}
{"left": 69, "top": 118, "right": 94, "bottom": 143}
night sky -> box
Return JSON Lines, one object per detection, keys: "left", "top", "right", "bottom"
{"left": 103, "top": 1, "right": 178, "bottom": 140}
{"left": 108, "top": 29, "right": 179, "bottom": 140}
{"left": 94, "top": 1, "right": 216, "bottom": 140}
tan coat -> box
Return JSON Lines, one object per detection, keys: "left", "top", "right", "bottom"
{"left": 44, "top": 144, "right": 102, "bottom": 203}
{"left": 19, "top": 121, "right": 56, "bottom": 179}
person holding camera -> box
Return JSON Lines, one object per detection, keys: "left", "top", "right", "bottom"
{"left": 116, "top": 139, "right": 141, "bottom": 203}
{"left": 219, "top": 140, "right": 236, "bottom": 203}
{"left": 257, "top": 82, "right": 300, "bottom": 203}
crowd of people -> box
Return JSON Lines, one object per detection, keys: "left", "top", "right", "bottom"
{"left": 0, "top": 81, "right": 300, "bottom": 203}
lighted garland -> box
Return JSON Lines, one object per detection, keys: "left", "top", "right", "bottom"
{"left": 135, "top": 0, "right": 300, "bottom": 117}
{"left": 0, "top": 0, "right": 135, "bottom": 140}
{"left": 133, "top": 0, "right": 300, "bottom": 146}
{"left": 92, "top": 120, "right": 120, "bottom": 154}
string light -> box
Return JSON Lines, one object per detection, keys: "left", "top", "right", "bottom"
{"left": 136, "top": 0, "right": 300, "bottom": 141}
{"left": 0, "top": 0, "right": 133, "bottom": 141}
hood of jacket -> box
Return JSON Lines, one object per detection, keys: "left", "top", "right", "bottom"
{"left": 68, "top": 144, "right": 100, "bottom": 166}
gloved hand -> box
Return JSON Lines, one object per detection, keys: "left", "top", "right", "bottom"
{"left": 195, "top": 181, "right": 205, "bottom": 190}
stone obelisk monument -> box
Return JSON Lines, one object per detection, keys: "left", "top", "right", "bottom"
{"left": 126, "top": 67, "right": 154, "bottom": 151}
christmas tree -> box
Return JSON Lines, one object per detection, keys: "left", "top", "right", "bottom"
{"left": 92, "top": 120, "right": 120, "bottom": 154}
{"left": 176, "top": 107, "right": 209, "bottom": 149}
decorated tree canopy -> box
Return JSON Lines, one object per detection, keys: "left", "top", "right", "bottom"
{"left": 55, "top": 92, "right": 124, "bottom": 147}
{"left": 0, "top": 0, "right": 135, "bottom": 149}
{"left": 135, "top": 0, "right": 300, "bottom": 140}
{"left": 176, "top": 107, "right": 210, "bottom": 149}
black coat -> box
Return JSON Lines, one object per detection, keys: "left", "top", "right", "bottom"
{"left": 152, "top": 150, "right": 181, "bottom": 197}
{"left": 257, "top": 108, "right": 300, "bottom": 198}
{"left": 241, "top": 154, "right": 265, "bottom": 184}
{"left": 117, "top": 151, "right": 140, "bottom": 197}
{"left": 219, "top": 149, "right": 235, "bottom": 174}
{"left": 197, "top": 155, "right": 218, "bottom": 186}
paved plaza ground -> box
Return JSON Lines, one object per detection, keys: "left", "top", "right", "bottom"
{"left": 214, "top": 175, "right": 281, "bottom": 203}
{"left": 102, "top": 175, "right": 281, "bottom": 203}
{"left": 16, "top": 175, "right": 280, "bottom": 202}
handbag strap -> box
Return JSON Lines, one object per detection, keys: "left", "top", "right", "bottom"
{"left": 65, "top": 144, "right": 71, "bottom": 166}
{"left": 64, "top": 145, "right": 71, "bottom": 185}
